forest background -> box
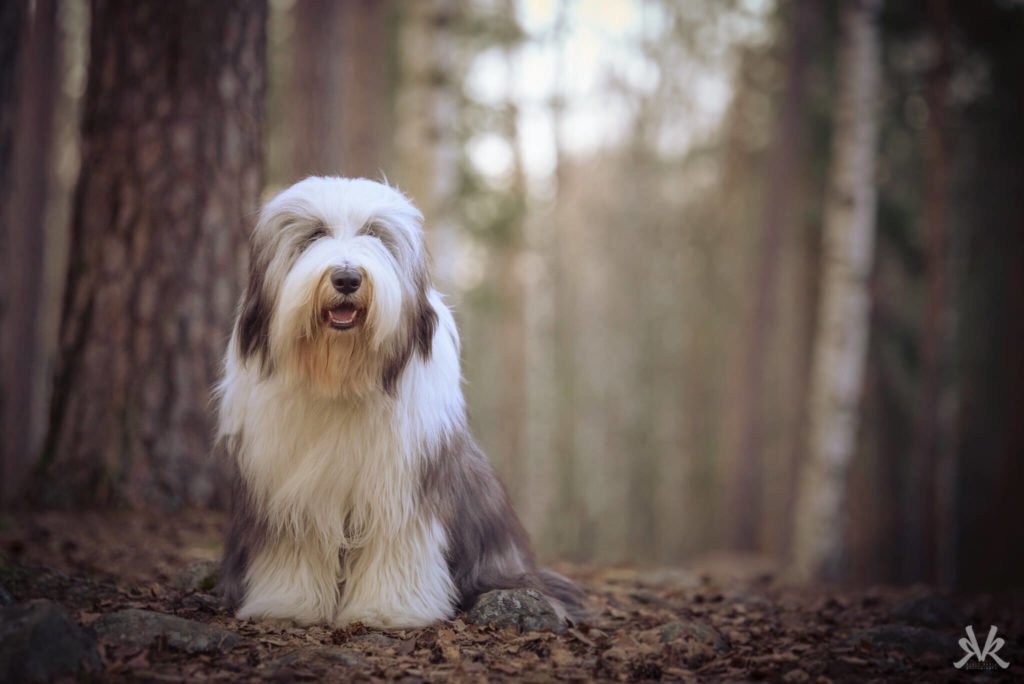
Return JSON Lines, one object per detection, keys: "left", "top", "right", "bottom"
{"left": 2, "top": 0, "right": 1023, "bottom": 595}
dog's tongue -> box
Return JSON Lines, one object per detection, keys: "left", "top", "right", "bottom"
{"left": 328, "top": 304, "right": 358, "bottom": 325}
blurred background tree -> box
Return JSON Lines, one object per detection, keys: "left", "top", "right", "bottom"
{"left": 35, "top": 0, "right": 266, "bottom": 508}
{"left": 2, "top": 0, "right": 1023, "bottom": 592}
{"left": 1, "top": 0, "right": 57, "bottom": 509}
{"left": 792, "top": 0, "right": 882, "bottom": 582}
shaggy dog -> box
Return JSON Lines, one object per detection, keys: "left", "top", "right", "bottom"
{"left": 215, "top": 177, "right": 583, "bottom": 628}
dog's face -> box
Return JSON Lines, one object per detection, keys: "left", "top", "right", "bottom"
{"left": 236, "top": 177, "right": 437, "bottom": 399}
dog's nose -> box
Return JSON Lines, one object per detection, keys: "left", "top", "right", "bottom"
{"left": 330, "top": 267, "right": 362, "bottom": 294}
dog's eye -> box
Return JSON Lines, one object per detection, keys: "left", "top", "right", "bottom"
{"left": 361, "top": 222, "right": 396, "bottom": 252}
{"left": 300, "top": 224, "right": 328, "bottom": 250}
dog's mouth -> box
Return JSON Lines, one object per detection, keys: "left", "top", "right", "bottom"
{"left": 324, "top": 303, "right": 362, "bottom": 331}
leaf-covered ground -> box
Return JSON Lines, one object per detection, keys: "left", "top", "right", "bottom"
{"left": 0, "top": 510, "right": 1019, "bottom": 682}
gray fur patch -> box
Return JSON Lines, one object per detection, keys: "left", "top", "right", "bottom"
{"left": 216, "top": 436, "right": 267, "bottom": 612}
{"left": 380, "top": 270, "right": 437, "bottom": 396}
{"left": 236, "top": 240, "right": 273, "bottom": 371}
{"left": 419, "top": 428, "right": 586, "bottom": 620}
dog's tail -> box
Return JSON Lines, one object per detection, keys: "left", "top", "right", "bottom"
{"left": 537, "top": 568, "right": 592, "bottom": 625}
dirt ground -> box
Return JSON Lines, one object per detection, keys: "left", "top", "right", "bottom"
{"left": 0, "top": 510, "right": 1019, "bottom": 682}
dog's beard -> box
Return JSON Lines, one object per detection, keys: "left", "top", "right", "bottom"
{"left": 294, "top": 327, "right": 380, "bottom": 400}
{"left": 278, "top": 273, "right": 384, "bottom": 400}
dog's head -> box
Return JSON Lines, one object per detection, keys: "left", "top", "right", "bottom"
{"left": 235, "top": 177, "right": 437, "bottom": 399}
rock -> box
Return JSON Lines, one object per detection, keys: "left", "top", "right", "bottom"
{"left": 174, "top": 559, "right": 221, "bottom": 594}
{"left": 93, "top": 608, "right": 240, "bottom": 654}
{"left": 466, "top": 588, "right": 566, "bottom": 633}
{"left": 888, "top": 595, "right": 964, "bottom": 628}
{"left": 0, "top": 599, "right": 101, "bottom": 682}
{"left": 0, "top": 583, "right": 13, "bottom": 607}
{"left": 847, "top": 625, "right": 953, "bottom": 657}
{"left": 658, "top": 621, "right": 729, "bottom": 652}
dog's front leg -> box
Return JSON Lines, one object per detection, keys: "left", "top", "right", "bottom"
{"left": 237, "top": 532, "right": 341, "bottom": 626}
{"left": 334, "top": 518, "right": 455, "bottom": 629}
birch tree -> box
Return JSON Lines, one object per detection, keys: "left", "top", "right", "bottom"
{"left": 791, "top": 0, "right": 883, "bottom": 581}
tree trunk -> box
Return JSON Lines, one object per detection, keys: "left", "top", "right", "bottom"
{"left": 549, "top": 0, "right": 583, "bottom": 557}
{"left": 1, "top": 0, "right": 57, "bottom": 507}
{"left": 38, "top": 0, "right": 266, "bottom": 509}
{"left": 494, "top": 0, "right": 528, "bottom": 506}
{"left": 0, "top": 0, "right": 24, "bottom": 200}
{"left": 729, "top": 0, "right": 815, "bottom": 550}
{"left": 0, "top": 0, "right": 28, "bottom": 507}
{"left": 903, "top": 0, "right": 953, "bottom": 586}
{"left": 791, "top": 0, "right": 882, "bottom": 582}
{"left": 336, "top": 0, "right": 392, "bottom": 179}
{"left": 395, "top": 0, "right": 460, "bottom": 292}
{"left": 287, "top": 0, "right": 344, "bottom": 179}
{"left": 287, "top": 0, "right": 391, "bottom": 180}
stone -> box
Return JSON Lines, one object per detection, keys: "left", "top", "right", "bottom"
{"left": 174, "top": 559, "right": 221, "bottom": 594}
{"left": 658, "top": 621, "right": 729, "bottom": 651}
{"left": 93, "top": 608, "right": 241, "bottom": 654}
{"left": 0, "top": 583, "right": 13, "bottom": 607}
{"left": 888, "top": 595, "right": 964, "bottom": 629}
{"left": 847, "top": 625, "right": 953, "bottom": 657}
{"left": 0, "top": 599, "right": 101, "bottom": 682}
{"left": 466, "top": 588, "right": 566, "bottom": 633}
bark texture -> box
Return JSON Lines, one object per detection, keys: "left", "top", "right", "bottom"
{"left": 39, "top": 0, "right": 266, "bottom": 508}
{"left": 791, "top": 0, "right": 882, "bottom": 581}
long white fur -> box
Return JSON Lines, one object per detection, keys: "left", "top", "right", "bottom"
{"left": 217, "top": 178, "right": 467, "bottom": 628}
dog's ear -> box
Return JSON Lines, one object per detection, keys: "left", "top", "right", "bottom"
{"left": 380, "top": 271, "right": 437, "bottom": 396}
{"left": 407, "top": 214, "right": 437, "bottom": 358}
{"left": 237, "top": 243, "right": 272, "bottom": 371}
{"left": 412, "top": 271, "right": 438, "bottom": 359}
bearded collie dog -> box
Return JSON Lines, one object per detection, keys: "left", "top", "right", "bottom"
{"left": 215, "top": 176, "right": 583, "bottom": 628}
